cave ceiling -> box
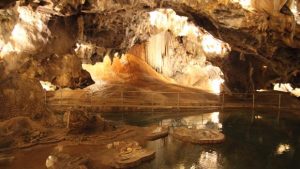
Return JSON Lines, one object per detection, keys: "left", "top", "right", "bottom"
{"left": 0, "top": 0, "right": 300, "bottom": 93}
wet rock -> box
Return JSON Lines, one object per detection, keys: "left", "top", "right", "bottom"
{"left": 64, "top": 110, "right": 113, "bottom": 134}
{"left": 0, "top": 136, "right": 14, "bottom": 149}
{"left": 145, "top": 126, "right": 169, "bottom": 140}
{"left": 106, "top": 141, "right": 155, "bottom": 169}
{"left": 0, "top": 117, "right": 49, "bottom": 149}
{"left": 0, "top": 75, "right": 45, "bottom": 119}
{"left": 0, "top": 154, "right": 15, "bottom": 165}
{"left": 46, "top": 152, "right": 89, "bottom": 169}
{"left": 40, "top": 54, "right": 94, "bottom": 89}
{"left": 173, "top": 127, "right": 225, "bottom": 144}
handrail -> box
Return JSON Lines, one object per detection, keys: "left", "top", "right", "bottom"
{"left": 44, "top": 90, "right": 287, "bottom": 110}
{"left": 45, "top": 89, "right": 284, "bottom": 95}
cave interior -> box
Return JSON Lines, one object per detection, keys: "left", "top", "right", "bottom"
{"left": 0, "top": 0, "right": 300, "bottom": 169}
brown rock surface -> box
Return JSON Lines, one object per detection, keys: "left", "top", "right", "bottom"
{"left": 105, "top": 141, "right": 155, "bottom": 169}
{"left": 173, "top": 127, "right": 225, "bottom": 144}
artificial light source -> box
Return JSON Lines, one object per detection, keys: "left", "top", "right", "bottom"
{"left": 256, "top": 89, "right": 267, "bottom": 92}
{"left": 276, "top": 144, "right": 290, "bottom": 155}
{"left": 255, "top": 115, "right": 262, "bottom": 119}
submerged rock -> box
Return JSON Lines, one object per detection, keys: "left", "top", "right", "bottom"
{"left": 145, "top": 126, "right": 169, "bottom": 140}
{"left": 45, "top": 152, "right": 89, "bottom": 169}
{"left": 0, "top": 116, "right": 67, "bottom": 150}
{"left": 0, "top": 154, "right": 15, "bottom": 165}
{"left": 0, "top": 117, "right": 48, "bottom": 149}
{"left": 173, "top": 127, "right": 225, "bottom": 144}
{"left": 106, "top": 141, "right": 155, "bottom": 169}
{"left": 64, "top": 110, "right": 113, "bottom": 134}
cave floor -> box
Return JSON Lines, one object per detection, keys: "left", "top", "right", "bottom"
{"left": 1, "top": 109, "right": 300, "bottom": 169}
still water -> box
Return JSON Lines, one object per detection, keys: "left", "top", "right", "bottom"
{"left": 2, "top": 110, "right": 300, "bottom": 169}
{"left": 104, "top": 110, "right": 300, "bottom": 169}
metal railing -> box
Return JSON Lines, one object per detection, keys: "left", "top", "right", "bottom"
{"left": 45, "top": 90, "right": 221, "bottom": 110}
{"left": 44, "top": 90, "right": 297, "bottom": 110}
{"left": 1, "top": 89, "right": 296, "bottom": 119}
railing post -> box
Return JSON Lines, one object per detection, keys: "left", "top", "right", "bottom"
{"left": 87, "top": 93, "right": 90, "bottom": 105}
{"left": 277, "top": 109, "right": 281, "bottom": 123}
{"left": 151, "top": 93, "right": 153, "bottom": 113}
{"left": 278, "top": 94, "right": 281, "bottom": 109}
{"left": 121, "top": 91, "right": 124, "bottom": 108}
{"left": 222, "top": 93, "right": 225, "bottom": 109}
{"left": 44, "top": 90, "right": 47, "bottom": 105}
{"left": 251, "top": 109, "right": 254, "bottom": 123}
{"left": 252, "top": 93, "right": 255, "bottom": 109}
{"left": 177, "top": 92, "right": 180, "bottom": 111}
{"left": 14, "top": 89, "right": 17, "bottom": 106}
{"left": 60, "top": 89, "right": 63, "bottom": 106}
{"left": 85, "top": 93, "right": 88, "bottom": 112}
{"left": 90, "top": 93, "right": 92, "bottom": 106}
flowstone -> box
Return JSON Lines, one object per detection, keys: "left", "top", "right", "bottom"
{"left": 106, "top": 141, "right": 155, "bottom": 169}
{"left": 145, "top": 126, "right": 169, "bottom": 140}
{"left": 173, "top": 127, "right": 225, "bottom": 144}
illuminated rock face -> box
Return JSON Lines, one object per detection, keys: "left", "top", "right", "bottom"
{"left": 0, "top": 6, "right": 50, "bottom": 58}
{"left": 142, "top": 9, "right": 229, "bottom": 93}
{"left": 145, "top": 31, "right": 225, "bottom": 93}
{"left": 273, "top": 83, "right": 300, "bottom": 97}
{"left": 76, "top": 7, "right": 230, "bottom": 93}
{"left": 76, "top": 0, "right": 300, "bottom": 92}
{"left": 0, "top": 0, "right": 300, "bottom": 115}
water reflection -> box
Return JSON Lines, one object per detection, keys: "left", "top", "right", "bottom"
{"left": 161, "top": 112, "right": 222, "bottom": 130}
{"left": 254, "top": 115, "right": 262, "bottom": 120}
{"left": 136, "top": 110, "right": 300, "bottom": 169}
{"left": 276, "top": 144, "right": 291, "bottom": 155}
{"left": 198, "top": 151, "right": 219, "bottom": 169}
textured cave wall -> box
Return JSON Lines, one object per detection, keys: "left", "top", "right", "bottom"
{"left": 215, "top": 46, "right": 300, "bottom": 93}
{"left": 0, "top": 55, "right": 45, "bottom": 119}
{"left": 77, "top": 8, "right": 230, "bottom": 92}
{"left": 0, "top": 3, "right": 94, "bottom": 118}
{"left": 0, "top": 0, "right": 300, "bottom": 120}
{"left": 161, "top": 0, "right": 300, "bottom": 92}
{"left": 35, "top": 15, "right": 94, "bottom": 88}
{"left": 0, "top": 4, "right": 94, "bottom": 87}
{"left": 39, "top": 54, "right": 94, "bottom": 88}
{"left": 73, "top": 0, "right": 300, "bottom": 92}
{"left": 82, "top": 9, "right": 150, "bottom": 51}
{"left": 51, "top": 0, "right": 300, "bottom": 93}
{"left": 144, "top": 31, "right": 226, "bottom": 91}
{"left": 218, "top": 51, "right": 279, "bottom": 92}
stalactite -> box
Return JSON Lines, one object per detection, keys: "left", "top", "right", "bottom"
{"left": 146, "top": 31, "right": 167, "bottom": 73}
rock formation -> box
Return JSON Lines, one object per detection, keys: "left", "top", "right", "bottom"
{"left": 0, "top": 0, "right": 299, "bottom": 117}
